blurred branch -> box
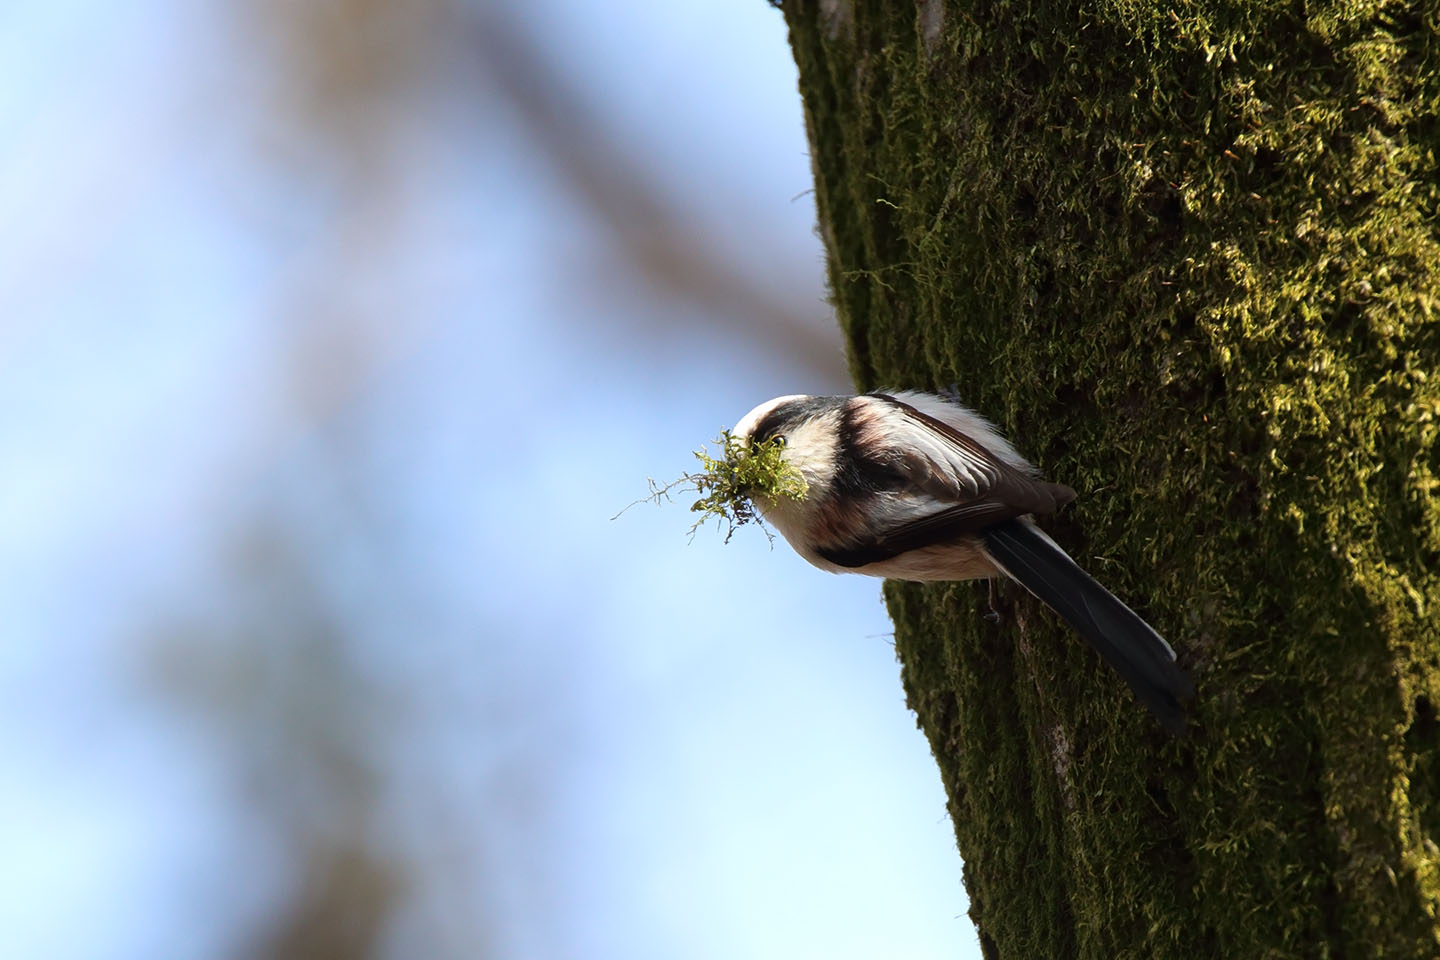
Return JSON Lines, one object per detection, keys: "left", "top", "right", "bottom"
{"left": 252, "top": 0, "right": 444, "bottom": 163}
{"left": 465, "top": 7, "right": 849, "bottom": 388}
{"left": 255, "top": 842, "right": 401, "bottom": 960}
{"left": 245, "top": 0, "right": 846, "bottom": 386}
{"left": 151, "top": 526, "right": 404, "bottom": 960}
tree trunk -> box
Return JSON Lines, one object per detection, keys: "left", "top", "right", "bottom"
{"left": 778, "top": 1, "right": 1440, "bottom": 956}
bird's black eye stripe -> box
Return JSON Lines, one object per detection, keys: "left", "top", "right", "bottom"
{"left": 751, "top": 408, "right": 792, "bottom": 443}
{"left": 749, "top": 396, "right": 845, "bottom": 444}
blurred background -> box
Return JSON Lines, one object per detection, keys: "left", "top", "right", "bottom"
{"left": 0, "top": 2, "right": 979, "bottom": 957}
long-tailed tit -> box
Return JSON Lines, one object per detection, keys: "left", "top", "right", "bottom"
{"left": 732, "top": 390, "right": 1194, "bottom": 731}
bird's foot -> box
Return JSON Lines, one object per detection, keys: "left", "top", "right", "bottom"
{"left": 984, "top": 578, "right": 1003, "bottom": 623}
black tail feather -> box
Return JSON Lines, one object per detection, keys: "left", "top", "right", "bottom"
{"left": 981, "top": 519, "right": 1194, "bottom": 733}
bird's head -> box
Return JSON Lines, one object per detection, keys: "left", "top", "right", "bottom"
{"left": 729, "top": 394, "right": 850, "bottom": 528}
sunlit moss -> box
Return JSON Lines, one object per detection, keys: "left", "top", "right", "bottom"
{"left": 784, "top": 0, "right": 1440, "bottom": 956}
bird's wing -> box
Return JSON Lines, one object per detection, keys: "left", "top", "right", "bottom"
{"left": 815, "top": 395, "right": 1075, "bottom": 568}
{"left": 817, "top": 500, "right": 1017, "bottom": 567}
{"left": 866, "top": 394, "right": 1074, "bottom": 514}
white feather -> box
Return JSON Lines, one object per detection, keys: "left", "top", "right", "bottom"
{"left": 881, "top": 390, "right": 1035, "bottom": 473}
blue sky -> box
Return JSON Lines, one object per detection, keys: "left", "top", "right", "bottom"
{"left": 0, "top": 2, "right": 982, "bottom": 957}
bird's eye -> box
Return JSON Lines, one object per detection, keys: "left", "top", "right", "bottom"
{"left": 772, "top": 434, "right": 786, "bottom": 447}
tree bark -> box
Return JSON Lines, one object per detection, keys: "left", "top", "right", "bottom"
{"left": 778, "top": 1, "right": 1440, "bottom": 956}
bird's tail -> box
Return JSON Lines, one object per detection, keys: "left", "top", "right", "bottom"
{"left": 981, "top": 519, "right": 1194, "bottom": 733}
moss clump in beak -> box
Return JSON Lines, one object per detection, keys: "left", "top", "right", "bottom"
{"left": 688, "top": 431, "right": 808, "bottom": 540}
{"left": 625, "top": 431, "right": 808, "bottom": 543}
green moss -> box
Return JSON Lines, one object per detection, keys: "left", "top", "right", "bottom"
{"left": 639, "top": 432, "right": 806, "bottom": 542}
{"left": 782, "top": 0, "right": 1440, "bottom": 954}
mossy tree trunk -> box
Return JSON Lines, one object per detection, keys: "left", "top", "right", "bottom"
{"left": 778, "top": 1, "right": 1440, "bottom": 956}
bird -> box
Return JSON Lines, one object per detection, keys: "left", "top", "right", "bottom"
{"left": 730, "top": 390, "right": 1194, "bottom": 731}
